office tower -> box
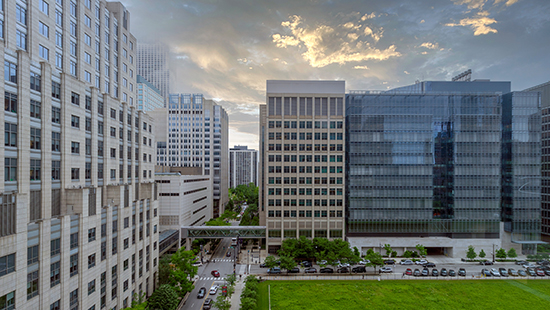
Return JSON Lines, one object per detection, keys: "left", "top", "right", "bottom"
{"left": 346, "top": 79, "right": 541, "bottom": 257}
{"left": 229, "top": 145, "right": 258, "bottom": 188}
{"left": 524, "top": 81, "right": 550, "bottom": 242}
{"left": 137, "top": 75, "right": 164, "bottom": 111}
{"left": 156, "top": 167, "right": 213, "bottom": 231}
{"left": 136, "top": 42, "right": 173, "bottom": 103}
{"left": 259, "top": 80, "right": 346, "bottom": 252}
{"left": 0, "top": 1, "right": 159, "bottom": 309}
{"left": 150, "top": 95, "right": 229, "bottom": 217}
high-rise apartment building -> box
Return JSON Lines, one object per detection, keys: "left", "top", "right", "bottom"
{"left": 229, "top": 145, "right": 258, "bottom": 188}
{"left": 259, "top": 80, "right": 346, "bottom": 252}
{"left": 136, "top": 42, "right": 173, "bottom": 103}
{"left": 0, "top": 1, "right": 159, "bottom": 309}
{"left": 137, "top": 75, "right": 164, "bottom": 111}
{"left": 346, "top": 80, "right": 541, "bottom": 256}
{"left": 150, "top": 95, "right": 229, "bottom": 217}
{"left": 524, "top": 81, "right": 550, "bottom": 242}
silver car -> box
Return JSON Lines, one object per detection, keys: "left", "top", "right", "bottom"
{"left": 380, "top": 267, "right": 393, "bottom": 273}
{"left": 490, "top": 268, "right": 500, "bottom": 277}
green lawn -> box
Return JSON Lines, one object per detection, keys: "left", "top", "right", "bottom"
{"left": 257, "top": 280, "right": 550, "bottom": 310}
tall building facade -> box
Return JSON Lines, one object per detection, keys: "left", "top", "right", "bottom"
{"left": 0, "top": 1, "right": 159, "bottom": 309}
{"left": 259, "top": 80, "right": 346, "bottom": 252}
{"left": 229, "top": 145, "right": 258, "bottom": 188}
{"left": 150, "top": 95, "right": 229, "bottom": 217}
{"left": 137, "top": 75, "right": 164, "bottom": 112}
{"left": 136, "top": 42, "right": 173, "bottom": 103}
{"left": 524, "top": 81, "right": 550, "bottom": 242}
{"left": 346, "top": 80, "right": 541, "bottom": 256}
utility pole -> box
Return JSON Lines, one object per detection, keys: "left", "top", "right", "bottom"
{"left": 492, "top": 244, "right": 495, "bottom": 262}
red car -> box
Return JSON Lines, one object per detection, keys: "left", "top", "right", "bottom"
{"left": 406, "top": 268, "right": 412, "bottom": 276}
{"left": 211, "top": 270, "right": 220, "bottom": 277}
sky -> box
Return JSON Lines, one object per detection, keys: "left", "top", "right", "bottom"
{"left": 121, "top": 0, "right": 550, "bottom": 149}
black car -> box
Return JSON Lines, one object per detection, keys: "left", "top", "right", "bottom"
{"left": 537, "top": 260, "right": 549, "bottom": 266}
{"left": 424, "top": 262, "right": 436, "bottom": 268}
{"left": 338, "top": 267, "right": 350, "bottom": 273}
{"left": 499, "top": 268, "right": 509, "bottom": 277}
{"left": 305, "top": 267, "right": 317, "bottom": 273}
{"left": 260, "top": 263, "right": 267, "bottom": 268}
{"left": 352, "top": 266, "right": 366, "bottom": 273}
{"left": 384, "top": 259, "right": 396, "bottom": 265}
{"left": 480, "top": 260, "right": 494, "bottom": 265}
{"left": 527, "top": 268, "right": 537, "bottom": 276}
{"left": 413, "top": 269, "right": 421, "bottom": 277}
{"left": 481, "top": 268, "right": 491, "bottom": 277}
{"left": 203, "top": 298, "right": 213, "bottom": 310}
{"left": 458, "top": 268, "right": 466, "bottom": 277}
{"left": 431, "top": 269, "right": 439, "bottom": 277}
{"left": 516, "top": 260, "right": 528, "bottom": 266}
{"left": 448, "top": 269, "right": 456, "bottom": 277}
{"left": 289, "top": 267, "right": 300, "bottom": 273}
{"left": 197, "top": 287, "right": 207, "bottom": 299}
{"left": 301, "top": 261, "right": 312, "bottom": 268}
{"left": 320, "top": 267, "right": 334, "bottom": 273}
{"left": 440, "top": 268, "right": 447, "bottom": 276}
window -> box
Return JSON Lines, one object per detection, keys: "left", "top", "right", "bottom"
{"left": 71, "top": 168, "right": 80, "bottom": 180}
{"left": 0, "top": 253, "right": 16, "bottom": 277}
{"left": 30, "top": 100, "right": 41, "bottom": 118}
{"left": 4, "top": 61, "right": 17, "bottom": 84}
{"left": 85, "top": 15, "right": 91, "bottom": 27}
{"left": 56, "top": 53, "right": 63, "bottom": 68}
{"left": 111, "top": 169, "right": 116, "bottom": 179}
{"left": 88, "top": 279, "right": 96, "bottom": 295}
{"left": 50, "top": 261, "right": 60, "bottom": 287}
{"left": 70, "top": 1, "right": 77, "bottom": 17}
{"left": 85, "top": 33, "right": 91, "bottom": 46}
{"left": 51, "top": 300, "right": 61, "bottom": 310}
{"left": 56, "top": 31, "right": 63, "bottom": 47}
{"left": 56, "top": 10, "right": 63, "bottom": 26}
{"left": 16, "top": 4, "right": 27, "bottom": 25}
{"left": 51, "top": 160, "right": 60, "bottom": 180}
{"left": 70, "top": 61, "right": 77, "bottom": 76}
{"left": 70, "top": 254, "right": 78, "bottom": 277}
{"left": 71, "top": 115, "right": 80, "bottom": 128}
{"left": 40, "top": 1, "right": 49, "bottom": 15}
{"left": 30, "top": 128, "right": 41, "bottom": 150}
{"left": 71, "top": 141, "right": 80, "bottom": 154}
{"left": 98, "top": 101, "right": 104, "bottom": 115}
{"left": 69, "top": 289, "right": 78, "bottom": 310}
{"left": 27, "top": 270, "right": 39, "bottom": 300}
{"left": 4, "top": 123, "right": 17, "bottom": 147}
{"left": 39, "top": 22, "right": 49, "bottom": 38}
{"left": 98, "top": 163, "right": 104, "bottom": 179}
{"left": 0, "top": 291, "right": 15, "bottom": 310}
{"left": 86, "top": 138, "right": 92, "bottom": 155}
{"left": 30, "top": 159, "right": 41, "bottom": 181}
{"left": 30, "top": 73, "right": 42, "bottom": 92}
{"left": 16, "top": 30, "right": 27, "bottom": 50}
{"left": 88, "top": 254, "right": 96, "bottom": 269}
{"left": 51, "top": 238, "right": 61, "bottom": 256}
{"left": 52, "top": 107, "right": 61, "bottom": 124}
{"left": 27, "top": 245, "right": 39, "bottom": 265}
{"left": 4, "top": 92, "right": 17, "bottom": 114}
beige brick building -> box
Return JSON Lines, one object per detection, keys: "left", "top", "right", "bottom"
{"left": 259, "top": 80, "right": 346, "bottom": 253}
{"left": 0, "top": 1, "right": 158, "bottom": 309}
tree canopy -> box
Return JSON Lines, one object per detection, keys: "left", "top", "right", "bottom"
{"left": 167, "top": 248, "right": 198, "bottom": 298}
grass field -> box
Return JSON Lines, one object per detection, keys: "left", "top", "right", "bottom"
{"left": 257, "top": 280, "right": 550, "bottom": 310}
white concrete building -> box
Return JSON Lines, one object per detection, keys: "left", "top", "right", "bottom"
{"left": 229, "top": 145, "right": 258, "bottom": 188}
{"left": 136, "top": 42, "right": 173, "bottom": 104}
{"left": 137, "top": 75, "right": 164, "bottom": 112}
{"left": 0, "top": 1, "right": 158, "bottom": 309}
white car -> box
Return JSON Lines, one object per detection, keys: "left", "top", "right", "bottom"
{"left": 490, "top": 268, "right": 501, "bottom": 277}
{"left": 523, "top": 263, "right": 536, "bottom": 269}
{"left": 209, "top": 285, "right": 219, "bottom": 295}
{"left": 338, "top": 263, "right": 350, "bottom": 268}
{"left": 318, "top": 260, "right": 327, "bottom": 265}
{"left": 415, "top": 260, "right": 428, "bottom": 265}
{"left": 192, "top": 261, "right": 203, "bottom": 267}
{"left": 400, "top": 260, "right": 413, "bottom": 265}
{"left": 380, "top": 267, "right": 393, "bottom": 273}
{"left": 358, "top": 260, "right": 370, "bottom": 265}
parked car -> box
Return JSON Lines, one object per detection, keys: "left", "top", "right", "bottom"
{"left": 480, "top": 260, "right": 493, "bottom": 265}
{"left": 289, "top": 267, "right": 300, "bottom": 273}
{"left": 302, "top": 261, "right": 312, "bottom": 268}
{"left": 260, "top": 263, "right": 267, "bottom": 268}
{"left": 305, "top": 267, "right": 317, "bottom": 273}
{"left": 380, "top": 267, "right": 393, "bottom": 273}
{"left": 405, "top": 268, "right": 413, "bottom": 276}
{"left": 544, "top": 269, "right": 550, "bottom": 276}
{"left": 413, "top": 269, "right": 421, "bottom": 277}
{"left": 197, "top": 287, "right": 207, "bottom": 299}
{"left": 211, "top": 270, "right": 220, "bottom": 277}
{"left": 481, "top": 269, "right": 491, "bottom": 277}
{"left": 384, "top": 259, "right": 396, "bottom": 265}
{"left": 490, "top": 268, "right": 500, "bottom": 277}
{"left": 337, "top": 263, "right": 350, "bottom": 268}
{"left": 518, "top": 269, "right": 527, "bottom": 277}
{"left": 268, "top": 267, "right": 282, "bottom": 274}
{"left": 338, "top": 267, "right": 350, "bottom": 273}
{"left": 523, "top": 263, "right": 536, "bottom": 269}
{"left": 440, "top": 268, "right": 447, "bottom": 276}
{"left": 508, "top": 268, "right": 518, "bottom": 277}
{"left": 318, "top": 260, "right": 327, "bottom": 265}
{"left": 535, "top": 268, "right": 545, "bottom": 276}
{"left": 421, "top": 268, "right": 429, "bottom": 276}
{"left": 203, "top": 298, "right": 213, "bottom": 310}
{"left": 537, "top": 260, "right": 549, "bottom": 266}
{"left": 209, "top": 285, "right": 219, "bottom": 295}
{"left": 499, "top": 268, "right": 509, "bottom": 277}
{"left": 352, "top": 266, "right": 366, "bottom": 273}
{"left": 424, "top": 262, "right": 436, "bottom": 268}
{"left": 416, "top": 259, "right": 428, "bottom": 265}
{"left": 458, "top": 268, "right": 467, "bottom": 277}
{"left": 320, "top": 267, "right": 334, "bottom": 273}
{"left": 516, "top": 260, "right": 528, "bottom": 266}
{"left": 448, "top": 269, "right": 456, "bottom": 277}
{"left": 527, "top": 268, "right": 537, "bottom": 276}
{"left": 431, "top": 269, "right": 439, "bottom": 277}
{"left": 400, "top": 260, "right": 414, "bottom": 265}
{"left": 358, "top": 260, "right": 369, "bottom": 265}
{"left": 193, "top": 261, "right": 203, "bottom": 267}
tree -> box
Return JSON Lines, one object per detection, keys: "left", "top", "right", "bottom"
{"left": 146, "top": 285, "right": 179, "bottom": 310}
{"left": 479, "top": 249, "right": 486, "bottom": 258}
{"left": 205, "top": 217, "right": 231, "bottom": 226}
{"left": 508, "top": 248, "right": 518, "bottom": 258}
{"left": 353, "top": 247, "right": 361, "bottom": 258}
{"left": 168, "top": 248, "right": 198, "bottom": 298}
{"left": 212, "top": 294, "right": 231, "bottom": 310}
{"left": 415, "top": 244, "right": 427, "bottom": 257}
{"left": 496, "top": 248, "right": 507, "bottom": 259}
{"left": 263, "top": 255, "right": 278, "bottom": 269}
{"left": 383, "top": 244, "right": 393, "bottom": 257}
{"left": 279, "top": 255, "right": 297, "bottom": 272}
{"left": 157, "top": 255, "right": 172, "bottom": 286}
{"left": 466, "top": 246, "right": 477, "bottom": 260}
{"left": 225, "top": 274, "right": 237, "bottom": 286}
{"left": 240, "top": 297, "right": 257, "bottom": 310}
{"left": 366, "top": 251, "right": 384, "bottom": 272}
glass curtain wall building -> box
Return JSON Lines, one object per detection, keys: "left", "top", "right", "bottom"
{"left": 346, "top": 81, "right": 541, "bottom": 256}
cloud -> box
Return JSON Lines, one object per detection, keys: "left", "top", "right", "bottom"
{"left": 451, "top": 0, "right": 488, "bottom": 10}
{"left": 272, "top": 15, "right": 400, "bottom": 68}
{"left": 354, "top": 65, "right": 369, "bottom": 70}
{"left": 404, "top": 71, "right": 410, "bottom": 74}
{"left": 420, "top": 42, "right": 439, "bottom": 49}
{"left": 445, "top": 11, "right": 498, "bottom": 35}
{"left": 493, "top": 0, "right": 519, "bottom": 6}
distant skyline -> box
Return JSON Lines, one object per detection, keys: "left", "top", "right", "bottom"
{"left": 122, "top": 0, "right": 550, "bottom": 149}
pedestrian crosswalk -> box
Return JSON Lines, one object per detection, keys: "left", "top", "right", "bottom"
{"left": 198, "top": 277, "right": 224, "bottom": 281}
{"left": 209, "top": 259, "right": 234, "bottom": 262}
